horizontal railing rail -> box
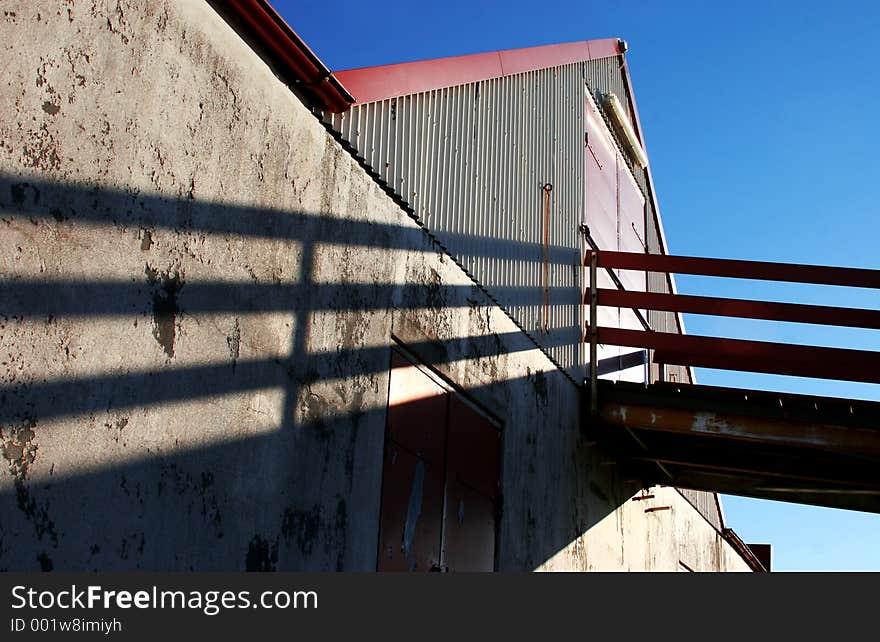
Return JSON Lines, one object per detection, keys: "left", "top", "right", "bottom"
{"left": 583, "top": 249, "right": 880, "bottom": 412}
{"left": 587, "top": 250, "right": 880, "bottom": 289}
{"left": 592, "top": 288, "right": 880, "bottom": 330}
{"left": 593, "top": 326, "right": 880, "bottom": 384}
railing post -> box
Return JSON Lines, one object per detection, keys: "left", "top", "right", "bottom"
{"left": 589, "top": 250, "right": 598, "bottom": 417}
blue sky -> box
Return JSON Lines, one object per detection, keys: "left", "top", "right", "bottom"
{"left": 283, "top": 0, "right": 880, "bottom": 570}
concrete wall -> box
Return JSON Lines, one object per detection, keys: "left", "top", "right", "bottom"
{"left": 545, "top": 486, "right": 751, "bottom": 571}
{"left": 0, "top": 0, "right": 749, "bottom": 572}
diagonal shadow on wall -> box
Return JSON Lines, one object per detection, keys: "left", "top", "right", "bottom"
{"left": 0, "top": 173, "right": 644, "bottom": 571}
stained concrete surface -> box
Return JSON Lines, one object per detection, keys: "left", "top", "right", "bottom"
{"left": 0, "top": 1, "right": 749, "bottom": 571}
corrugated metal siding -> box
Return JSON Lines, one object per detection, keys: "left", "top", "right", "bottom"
{"left": 645, "top": 209, "right": 690, "bottom": 384}
{"left": 327, "top": 64, "right": 588, "bottom": 377}
{"left": 584, "top": 59, "right": 648, "bottom": 206}
{"left": 325, "top": 55, "right": 694, "bottom": 385}
{"left": 678, "top": 488, "right": 723, "bottom": 532}
{"left": 327, "top": 52, "right": 717, "bottom": 530}
{"left": 590, "top": 56, "right": 692, "bottom": 386}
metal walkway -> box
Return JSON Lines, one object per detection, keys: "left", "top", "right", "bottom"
{"left": 584, "top": 249, "right": 880, "bottom": 513}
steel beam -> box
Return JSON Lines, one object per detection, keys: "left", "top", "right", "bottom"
{"left": 599, "top": 400, "right": 880, "bottom": 457}
{"left": 598, "top": 380, "right": 880, "bottom": 429}
{"left": 589, "top": 381, "right": 880, "bottom": 513}
{"left": 586, "top": 250, "right": 880, "bottom": 289}
{"left": 595, "top": 288, "right": 880, "bottom": 329}
{"left": 587, "top": 325, "right": 880, "bottom": 384}
{"left": 617, "top": 437, "right": 880, "bottom": 489}
{"left": 669, "top": 469, "right": 880, "bottom": 513}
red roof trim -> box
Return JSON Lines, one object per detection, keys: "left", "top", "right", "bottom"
{"left": 722, "top": 528, "right": 769, "bottom": 572}
{"left": 222, "top": 0, "right": 354, "bottom": 112}
{"left": 336, "top": 38, "right": 622, "bottom": 105}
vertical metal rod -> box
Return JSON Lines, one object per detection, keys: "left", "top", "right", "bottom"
{"left": 542, "top": 183, "right": 553, "bottom": 333}
{"left": 589, "top": 250, "right": 598, "bottom": 416}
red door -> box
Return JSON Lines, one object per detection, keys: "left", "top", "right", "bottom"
{"left": 377, "top": 350, "right": 500, "bottom": 571}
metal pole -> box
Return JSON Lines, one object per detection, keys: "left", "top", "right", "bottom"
{"left": 589, "top": 250, "right": 598, "bottom": 417}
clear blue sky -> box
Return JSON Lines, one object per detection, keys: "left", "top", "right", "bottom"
{"left": 284, "top": 0, "right": 880, "bottom": 570}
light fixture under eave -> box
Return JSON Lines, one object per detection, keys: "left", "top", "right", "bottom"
{"left": 602, "top": 92, "right": 648, "bottom": 169}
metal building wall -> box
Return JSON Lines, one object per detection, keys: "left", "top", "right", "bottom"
{"left": 585, "top": 57, "right": 691, "bottom": 385}
{"left": 678, "top": 488, "right": 724, "bottom": 531}
{"left": 325, "top": 55, "right": 693, "bottom": 384}
{"left": 326, "top": 52, "right": 713, "bottom": 528}
{"left": 326, "top": 61, "right": 635, "bottom": 378}
{"left": 645, "top": 215, "right": 691, "bottom": 384}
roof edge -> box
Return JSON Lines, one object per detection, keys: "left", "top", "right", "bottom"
{"left": 217, "top": 0, "right": 355, "bottom": 112}
{"left": 336, "top": 38, "right": 623, "bottom": 105}
{"left": 722, "top": 527, "right": 770, "bottom": 572}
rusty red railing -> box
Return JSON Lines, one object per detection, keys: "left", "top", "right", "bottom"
{"left": 584, "top": 250, "right": 880, "bottom": 413}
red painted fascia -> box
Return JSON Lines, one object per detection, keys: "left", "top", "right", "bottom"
{"left": 722, "top": 528, "right": 769, "bottom": 573}
{"left": 336, "top": 38, "right": 623, "bottom": 105}
{"left": 223, "top": 0, "right": 354, "bottom": 112}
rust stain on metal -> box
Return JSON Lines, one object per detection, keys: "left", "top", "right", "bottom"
{"left": 600, "top": 402, "right": 880, "bottom": 457}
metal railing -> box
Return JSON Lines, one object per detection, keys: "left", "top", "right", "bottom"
{"left": 585, "top": 249, "right": 880, "bottom": 413}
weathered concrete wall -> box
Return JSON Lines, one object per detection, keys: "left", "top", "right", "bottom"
{"left": 0, "top": 0, "right": 749, "bottom": 571}
{"left": 548, "top": 486, "right": 751, "bottom": 571}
